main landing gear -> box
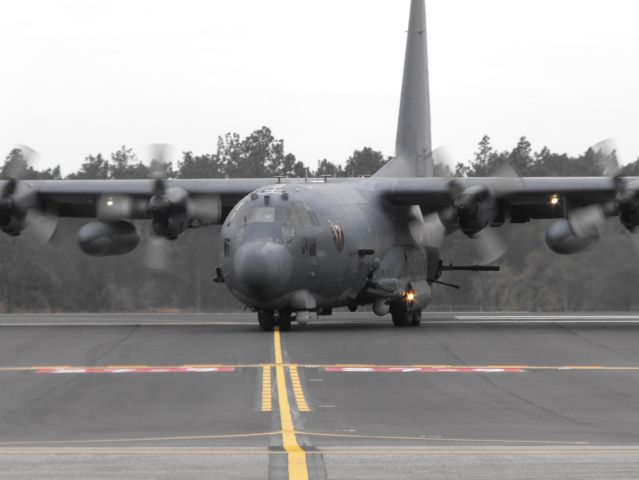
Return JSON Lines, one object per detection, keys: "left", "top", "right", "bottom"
{"left": 389, "top": 301, "right": 421, "bottom": 327}
{"left": 257, "top": 309, "right": 292, "bottom": 331}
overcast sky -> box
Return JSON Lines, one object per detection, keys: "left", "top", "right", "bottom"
{"left": 1, "top": 0, "right": 638, "bottom": 175}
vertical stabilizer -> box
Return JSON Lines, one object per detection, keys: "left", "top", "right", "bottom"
{"left": 374, "top": 0, "right": 432, "bottom": 177}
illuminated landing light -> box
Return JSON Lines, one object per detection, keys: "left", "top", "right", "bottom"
{"left": 549, "top": 194, "right": 560, "bottom": 206}
{"left": 106, "top": 197, "right": 115, "bottom": 207}
{"left": 404, "top": 291, "right": 416, "bottom": 302}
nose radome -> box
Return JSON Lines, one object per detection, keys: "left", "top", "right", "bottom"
{"left": 234, "top": 241, "right": 293, "bottom": 300}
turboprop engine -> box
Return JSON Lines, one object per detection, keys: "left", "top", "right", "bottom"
{"left": 77, "top": 221, "right": 140, "bottom": 256}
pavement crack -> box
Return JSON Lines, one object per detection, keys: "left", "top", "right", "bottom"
{"left": 423, "top": 327, "right": 639, "bottom": 440}
{"left": 424, "top": 330, "right": 470, "bottom": 366}
{"left": 87, "top": 325, "right": 141, "bottom": 366}
{"left": 0, "top": 326, "right": 140, "bottom": 424}
{"left": 555, "top": 323, "right": 639, "bottom": 363}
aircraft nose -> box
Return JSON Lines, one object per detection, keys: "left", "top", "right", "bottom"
{"left": 234, "top": 241, "right": 293, "bottom": 300}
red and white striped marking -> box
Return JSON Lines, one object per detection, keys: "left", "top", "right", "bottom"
{"left": 324, "top": 367, "right": 525, "bottom": 373}
{"left": 37, "top": 367, "right": 235, "bottom": 374}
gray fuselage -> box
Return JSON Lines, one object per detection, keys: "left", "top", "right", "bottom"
{"left": 219, "top": 182, "right": 437, "bottom": 312}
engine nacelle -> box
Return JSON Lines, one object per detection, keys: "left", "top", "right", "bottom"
{"left": 454, "top": 185, "right": 500, "bottom": 237}
{"left": 545, "top": 219, "right": 598, "bottom": 255}
{"left": 77, "top": 221, "right": 140, "bottom": 256}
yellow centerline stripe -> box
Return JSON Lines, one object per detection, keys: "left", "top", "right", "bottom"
{"left": 274, "top": 328, "right": 309, "bottom": 480}
{"left": 288, "top": 365, "right": 310, "bottom": 412}
{"left": 261, "top": 365, "right": 272, "bottom": 412}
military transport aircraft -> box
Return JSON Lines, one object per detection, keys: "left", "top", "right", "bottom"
{"left": 1, "top": 0, "right": 636, "bottom": 331}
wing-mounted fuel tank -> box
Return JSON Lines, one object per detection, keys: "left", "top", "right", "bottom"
{"left": 77, "top": 221, "right": 140, "bottom": 256}
{"left": 545, "top": 218, "right": 599, "bottom": 254}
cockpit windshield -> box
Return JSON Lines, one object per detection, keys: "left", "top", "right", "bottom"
{"left": 245, "top": 207, "right": 277, "bottom": 223}
{"left": 241, "top": 202, "right": 320, "bottom": 227}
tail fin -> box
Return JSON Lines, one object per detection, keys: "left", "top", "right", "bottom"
{"left": 374, "top": 0, "right": 432, "bottom": 178}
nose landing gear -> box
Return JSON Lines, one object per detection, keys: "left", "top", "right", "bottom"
{"left": 257, "top": 309, "right": 292, "bottom": 331}
{"left": 257, "top": 310, "right": 274, "bottom": 331}
{"left": 389, "top": 301, "right": 421, "bottom": 327}
{"left": 278, "top": 309, "right": 292, "bottom": 331}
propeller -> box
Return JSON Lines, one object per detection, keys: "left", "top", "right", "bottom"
{"left": 94, "top": 143, "right": 221, "bottom": 270}
{"left": 140, "top": 144, "right": 221, "bottom": 270}
{"left": 0, "top": 145, "right": 59, "bottom": 245}
{"left": 143, "top": 235, "right": 171, "bottom": 271}
{"left": 410, "top": 146, "right": 520, "bottom": 264}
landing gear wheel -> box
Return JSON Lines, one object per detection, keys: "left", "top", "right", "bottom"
{"left": 278, "top": 309, "right": 292, "bottom": 331}
{"left": 410, "top": 309, "right": 422, "bottom": 326}
{"left": 390, "top": 301, "right": 411, "bottom": 327}
{"left": 258, "top": 310, "right": 274, "bottom": 331}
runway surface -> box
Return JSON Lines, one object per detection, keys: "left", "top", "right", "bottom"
{"left": 1, "top": 312, "right": 639, "bottom": 479}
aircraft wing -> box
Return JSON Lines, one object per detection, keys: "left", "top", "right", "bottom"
{"left": 377, "top": 176, "right": 632, "bottom": 222}
{"left": 2, "top": 178, "right": 275, "bottom": 220}
{"left": 6, "top": 176, "right": 631, "bottom": 223}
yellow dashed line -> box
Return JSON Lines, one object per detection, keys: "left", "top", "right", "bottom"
{"left": 274, "top": 328, "right": 309, "bottom": 480}
{"left": 261, "top": 365, "right": 272, "bottom": 412}
{"left": 288, "top": 365, "right": 310, "bottom": 412}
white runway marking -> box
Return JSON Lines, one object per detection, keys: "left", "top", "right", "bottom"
{"left": 325, "top": 367, "right": 525, "bottom": 373}
{"left": 457, "top": 315, "right": 639, "bottom": 319}
{"left": 2, "top": 312, "right": 639, "bottom": 327}
{"left": 0, "top": 322, "right": 256, "bottom": 327}
{"left": 37, "top": 367, "right": 236, "bottom": 374}
{"left": 452, "top": 315, "right": 639, "bottom": 323}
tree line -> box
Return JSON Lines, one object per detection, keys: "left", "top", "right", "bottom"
{"left": 3, "top": 126, "right": 388, "bottom": 181}
{"left": 1, "top": 127, "right": 639, "bottom": 313}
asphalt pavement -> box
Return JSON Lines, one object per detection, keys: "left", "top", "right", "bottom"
{"left": 0, "top": 312, "right": 638, "bottom": 479}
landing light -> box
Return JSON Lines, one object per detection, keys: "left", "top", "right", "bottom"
{"left": 549, "top": 194, "right": 560, "bottom": 206}
{"left": 106, "top": 197, "right": 115, "bottom": 207}
{"left": 404, "top": 291, "right": 416, "bottom": 302}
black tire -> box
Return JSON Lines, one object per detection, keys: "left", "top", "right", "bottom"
{"left": 390, "top": 301, "right": 411, "bottom": 327}
{"left": 410, "top": 309, "right": 422, "bottom": 326}
{"left": 278, "top": 309, "right": 292, "bottom": 331}
{"left": 258, "top": 310, "right": 274, "bottom": 331}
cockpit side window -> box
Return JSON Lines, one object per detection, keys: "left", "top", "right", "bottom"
{"left": 225, "top": 200, "right": 245, "bottom": 227}
{"left": 278, "top": 207, "right": 301, "bottom": 225}
{"left": 291, "top": 202, "right": 320, "bottom": 227}
{"left": 300, "top": 237, "right": 317, "bottom": 256}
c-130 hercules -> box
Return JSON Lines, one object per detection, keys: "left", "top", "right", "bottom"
{"left": 1, "top": 0, "right": 637, "bottom": 330}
